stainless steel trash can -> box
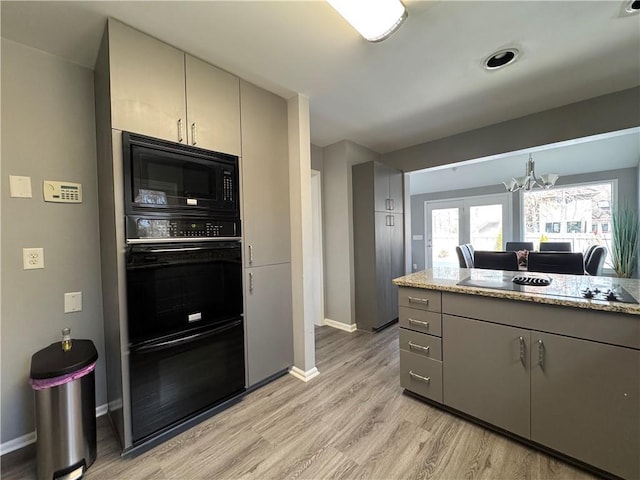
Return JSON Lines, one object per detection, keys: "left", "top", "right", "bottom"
{"left": 30, "top": 339, "right": 98, "bottom": 480}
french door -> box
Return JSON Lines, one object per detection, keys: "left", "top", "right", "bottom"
{"left": 425, "top": 194, "right": 511, "bottom": 268}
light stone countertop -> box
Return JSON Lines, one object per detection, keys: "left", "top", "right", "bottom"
{"left": 393, "top": 267, "right": 640, "bottom": 315}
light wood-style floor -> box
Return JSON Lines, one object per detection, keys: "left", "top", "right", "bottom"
{"left": 2, "top": 324, "right": 599, "bottom": 480}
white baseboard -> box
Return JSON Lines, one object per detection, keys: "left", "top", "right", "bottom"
{"left": 0, "top": 432, "right": 36, "bottom": 456}
{"left": 1, "top": 403, "right": 108, "bottom": 456}
{"left": 324, "top": 318, "right": 357, "bottom": 332}
{"left": 288, "top": 366, "right": 320, "bottom": 382}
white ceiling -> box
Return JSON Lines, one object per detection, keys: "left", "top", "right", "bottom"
{"left": 1, "top": 1, "right": 639, "bottom": 154}
{"left": 409, "top": 128, "right": 640, "bottom": 195}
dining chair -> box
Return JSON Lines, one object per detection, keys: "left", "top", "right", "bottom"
{"left": 455, "top": 244, "right": 474, "bottom": 268}
{"left": 527, "top": 252, "right": 584, "bottom": 274}
{"left": 584, "top": 246, "right": 607, "bottom": 276}
{"left": 505, "top": 241, "right": 534, "bottom": 252}
{"left": 539, "top": 241, "right": 572, "bottom": 252}
{"left": 473, "top": 251, "right": 519, "bottom": 271}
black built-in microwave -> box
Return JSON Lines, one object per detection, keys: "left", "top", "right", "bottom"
{"left": 122, "top": 132, "right": 241, "bottom": 242}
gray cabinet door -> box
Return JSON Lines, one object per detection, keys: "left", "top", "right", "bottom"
{"left": 108, "top": 19, "right": 186, "bottom": 142}
{"left": 531, "top": 332, "right": 640, "bottom": 480}
{"left": 185, "top": 55, "right": 241, "bottom": 155}
{"left": 390, "top": 212, "right": 404, "bottom": 317}
{"left": 374, "top": 212, "right": 393, "bottom": 327}
{"left": 245, "top": 263, "right": 293, "bottom": 386}
{"left": 373, "top": 162, "right": 391, "bottom": 212}
{"left": 388, "top": 169, "right": 404, "bottom": 213}
{"left": 443, "top": 314, "right": 531, "bottom": 438}
{"left": 240, "top": 80, "right": 290, "bottom": 268}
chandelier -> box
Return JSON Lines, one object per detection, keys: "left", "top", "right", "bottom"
{"left": 503, "top": 154, "right": 559, "bottom": 192}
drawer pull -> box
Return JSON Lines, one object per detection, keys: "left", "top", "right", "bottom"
{"left": 408, "top": 296, "right": 429, "bottom": 306}
{"left": 408, "top": 341, "right": 430, "bottom": 354}
{"left": 408, "top": 318, "right": 429, "bottom": 328}
{"left": 409, "top": 371, "right": 431, "bottom": 383}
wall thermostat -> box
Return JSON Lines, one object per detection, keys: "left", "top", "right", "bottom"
{"left": 43, "top": 181, "right": 82, "bottom": 203}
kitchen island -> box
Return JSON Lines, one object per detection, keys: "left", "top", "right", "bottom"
{"left": 393, "top": 267, "right": 639, "bottom": 480}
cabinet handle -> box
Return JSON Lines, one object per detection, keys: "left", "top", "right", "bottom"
{"left": 409, "top": 371, "right": 430, "bottom": 383}
{"left": 385, "top": 198, "right": 390, "bottom": 210}
{"left": 408, "top": 296, "right": 429, "bottom": 306}
{"left": 248, "top": 245, "right": 253, "bottom": 265}
{"left": 408, "top": 341, "right": 430, "bottom": 354}
{"left": 538, "top": 339, "right": 545, "bottom": 368}
{"left": 389, "top": 198, "right": 395, "bottom": 211}
{"left": 249, "top": 272, "right": 254, "bottom": 293}
{"left": 191, "top": 122, "right": 197, "bottom": 145}
{"left": 390, "top": 215, "right": 395, "bottom": 227}
{"left": 178, "top": 118, "right": 184, "bottom": 143}
{"left": 519, "top": 336, "right": 526, "bottom": 366}
{"left": 408, "top": 318, "right": 429, "bottom": 328}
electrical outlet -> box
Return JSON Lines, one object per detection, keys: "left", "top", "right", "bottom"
{"left": 23, "top": 248, "right": 44, "bottom": 269}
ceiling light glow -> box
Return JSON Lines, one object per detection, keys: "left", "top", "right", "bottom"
{"left": 328, "top": 0, "right": 408, "bottom": 42}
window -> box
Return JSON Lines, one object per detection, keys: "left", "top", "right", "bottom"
{"left": 523, "top": 181, "right": 614, "bottom": 267}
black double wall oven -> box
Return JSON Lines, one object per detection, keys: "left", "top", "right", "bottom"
{"left": 122, "top": 132, "right": 245, "bottom": 445}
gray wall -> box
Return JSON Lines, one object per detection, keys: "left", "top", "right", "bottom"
{"left": 409, "top": 167, "right": 638, "bottom": 271}
{"left": 1, "top": 40, "right": 106, "bottom": 445}
{"left": 310, "top": 143, "right": 323, "bottom": 172}
{"left": 383, "top": 87, "right": 640, "bottom": 174}
{"left": 322, "top": 140, "right": 379, "bottom": 326}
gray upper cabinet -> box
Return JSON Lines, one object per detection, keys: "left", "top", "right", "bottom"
{"left": 109, "top": 19, "right": 186, "bottom": 143}
{"left": 530, "top": 332, "right": 639, "bottom": 480}
{"left": 184, "top": 55, "right": 240, "bottom": 155}
{"left": 373, "top": 161, "right": 404, "bottom": 213}
{"left": 108, "top": 19, "right": 241, "bottom": 155}
{"left": 443, "top": 314, "right": 531, "bottom": 438}
{"left": 240, "top": 80, "right": 291, "bottom": 268}
{"left": 353, "top": 162, "right": 404, "bottom": 331}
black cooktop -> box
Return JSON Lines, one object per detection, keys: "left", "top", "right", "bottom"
{"left": 457, "top": 271, "right": 638, "bottom": 304}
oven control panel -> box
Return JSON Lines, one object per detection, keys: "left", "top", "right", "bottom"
{"left": 126, "top": 216, "right": 240, "bottom": 242}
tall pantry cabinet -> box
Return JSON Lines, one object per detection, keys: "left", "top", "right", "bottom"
{"left": 352, "top": 161, "right": 405, "bottom": 331}
{"left": 240, "top": 80, "right": 293, "bottom": 387}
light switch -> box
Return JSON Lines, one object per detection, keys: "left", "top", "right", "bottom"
{"left": 9, "top": 176, "right": 32, "bottom": 198}
{"left": 64, "top": 292, "right": 82, "bottom": 313}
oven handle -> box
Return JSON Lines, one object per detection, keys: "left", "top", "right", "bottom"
{"left": 143, "top": 244, "right": 241, "bottom": 253}
{"left": 131, "top": 319, "right": 242, "bottom": 354}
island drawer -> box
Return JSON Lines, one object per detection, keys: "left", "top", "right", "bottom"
{"left": 399, "top": 307, "right": 442, "bottom": 336}
{"left": 399, "top": 328, "right": 442, "bottom": 360}
{"left": 400, "top": 350, "right": 443, "bottom": 403}
{"left": 399, "top": 287, "right": 441, "bottom": 312}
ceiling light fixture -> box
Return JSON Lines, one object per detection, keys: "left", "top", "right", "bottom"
{"left": 624, "top": 0, "right": 640, "bottom": 14}
{"left": 484, "top": 48, "right": 519, "bottom": 70}
{"left": 503, "top": 154, "right": 559, "bottom": 192}
{"left": 327, "top": 0, "right": 408, "bottom": 42}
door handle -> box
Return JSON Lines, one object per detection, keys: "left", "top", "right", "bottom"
{"left": 248, "top": 245, "right": 253, "bottom": 265}
{"left": 538, "top": 339, "right": 545, "bottom": 368}
{"left": 249, "top": 272, "right": 254, "bottom": 293}
{"left": 177, "top": 118, "right": 184, "bottom": 143}
{"left": 389, "top": 198, "right": 394, "bottom": 211}
{"left": 191, "top": 122, "right": 197, "bottom": 145}
{"left": 519, "top": 336, "right": 526, "bottom": 366}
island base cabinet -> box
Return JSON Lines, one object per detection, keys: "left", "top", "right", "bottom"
{"left": 400, "top": 350, "right": 443, "bottom": 403}
{"left": 245, "top": 263, "right": 293, "bottom": 387}
{"left": 442, "top": 315, "right": 531, "bottom": 439}
{"left": 531, "top": 332, "right": 640, "bottom": 480}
